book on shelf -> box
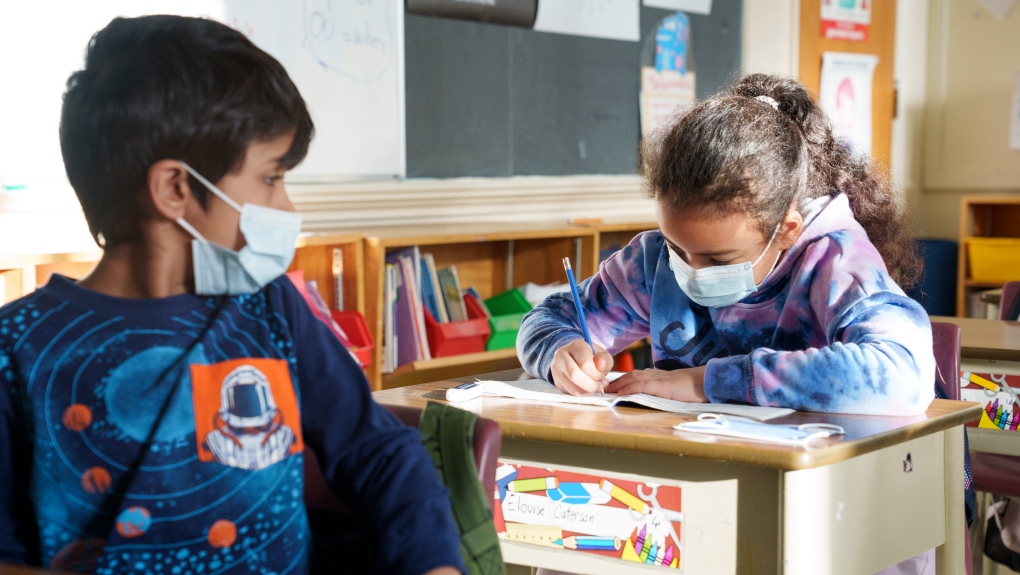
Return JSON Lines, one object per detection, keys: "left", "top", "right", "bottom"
{"left": 385, "top": 247, "right": 432, "bottom": 368}
{"left": 420, "top": 253, "right": 447, "bottom": 323}
{"left": 437, "top": 265, "right": 468, "bottom": 322}
{"left": 382, "top": 263, "right": 397, "bottom": 373}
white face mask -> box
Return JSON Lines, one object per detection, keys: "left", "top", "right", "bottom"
{"left": 177, "top": 163, "right": 301, "bottom": 296}
{"left": 667, "top": 222, "right": 782, "bottom": 308}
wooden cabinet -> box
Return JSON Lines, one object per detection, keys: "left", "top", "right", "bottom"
{"left": 0, "top": 252, "right": 100, "bottom": 304}
{"left": 290, "top": 233, "right": 365, "bottom": 315}
{"left": 957, "top": 196, "right": 1020, "bottom": 317}
{"left": 360, "top": 222, "right": 599, "bottom": 390}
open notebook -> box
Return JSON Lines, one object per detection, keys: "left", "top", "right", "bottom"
{"left": 451, "top": 374, "right": 793, "bottom": 422}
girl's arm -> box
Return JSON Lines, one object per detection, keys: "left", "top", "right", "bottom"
{"left": 517, "top": 232, "right": 659, "bottom": 381}
{"left": 704, "top": 234, "right": 936, "bottom": 415}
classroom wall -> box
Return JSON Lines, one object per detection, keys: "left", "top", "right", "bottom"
{"left": 741, "top": 0, "right": 799, "bottom": 77}
{"left": 917, "top": 0, "right": 1020, "bottom": 240}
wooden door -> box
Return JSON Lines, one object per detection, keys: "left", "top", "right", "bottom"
{"left": 798, "top": 0, "right": 897, "bottom": 168}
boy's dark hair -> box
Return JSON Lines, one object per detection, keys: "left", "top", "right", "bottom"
{"left": 60, "top": 15, "right": 314, "bottom": 248}
{"left": 642, "top": 73, "right": 922, "bottom": 290}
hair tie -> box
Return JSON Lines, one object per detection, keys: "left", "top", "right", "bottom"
{"left": 755, "top": 95, "right": 779, "bottom": 111}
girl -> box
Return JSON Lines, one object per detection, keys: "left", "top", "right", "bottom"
{"left": 517, "top": 73, "right": 934, "bottom": 417}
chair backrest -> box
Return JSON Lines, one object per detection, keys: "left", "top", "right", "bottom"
{"left": 1000, "top": 281, "right": 1020, "bottom": 321}
{"left": 931, "top": 321, "right": 962, "bottom": 400}
{"left": 303, "top": 403, "right": 502, "bottom": 511}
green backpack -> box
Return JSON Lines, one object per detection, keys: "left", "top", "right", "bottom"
{"left": 419, "top": 402, "right": 507, "bottom": 575}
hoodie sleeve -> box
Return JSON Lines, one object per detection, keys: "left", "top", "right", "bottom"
{"left": 703, "top": 233, "right": 935, "bottom": 415}
{"left": 517, "top": 232, "right": 660, "bottom": 381}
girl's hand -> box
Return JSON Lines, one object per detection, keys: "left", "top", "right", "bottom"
{"left": 550, "top": 339, "right": 614, "bottom": 396}
{"left": 605, "top": 365, "right": 709, "bottom": 403}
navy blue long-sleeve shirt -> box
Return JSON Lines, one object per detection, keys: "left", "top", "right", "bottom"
{"left": 0, "top": 274, "right": 464, "bottom": 574}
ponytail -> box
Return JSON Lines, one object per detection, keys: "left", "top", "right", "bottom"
{"left": 728, "top": 74, "right": 921, "bottom": 289}
{"left": 644, "top": 73, "right": 921, "bottom": 289}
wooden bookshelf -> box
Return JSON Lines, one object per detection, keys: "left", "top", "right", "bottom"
{"left": 0, "top": 251, "right": 101, "bottom": 304}
{"left": 361, "top": 222, "right": 601, "bottom": 390}
{"left": 290, "top": 233, "right": 365, "bottom": 315}
{"left": 957, "top": 196, "right": 1020, "bottom": 317}
{"left": 584, "top": 219, "right": 658, "bottom": 262}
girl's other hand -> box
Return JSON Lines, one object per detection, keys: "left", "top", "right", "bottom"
{"left": 550, "top": 339, "right": 614, "bottom": 396}
{"left": 605, "top": 365, "right": 708, "bottom": 403}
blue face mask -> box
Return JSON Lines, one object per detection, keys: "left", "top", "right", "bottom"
{"left": 177, "top": 163, "right": 302, "bottom": 296}
{"left": 667, "top": 222, "right": 782, "bottom": 308}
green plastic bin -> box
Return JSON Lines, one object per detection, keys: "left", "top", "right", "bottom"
{"left": 484, "top": 288, "right": 533, "bottom": 351}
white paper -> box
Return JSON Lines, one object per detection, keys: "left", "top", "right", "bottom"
{"left": 1010, "top": 72, "right": 1020, "bottom": 151}
{"left": 533, "top": 0, "right": 640, "bottom": 42}
{"left": 642, "top": 0, "right": 711, "bottom": 15}
{"left": 458, "top": 375, "right": 795, "bottom": 421}
{"left": 820, "top": 52, "right": 879, "bottom": 156}
{"left": 975, "top": 0, "right": 1018, "bottom": 20}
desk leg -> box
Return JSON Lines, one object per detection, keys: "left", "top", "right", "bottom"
{"left": 937, "top": 426, "right": 966, "bottom": 575}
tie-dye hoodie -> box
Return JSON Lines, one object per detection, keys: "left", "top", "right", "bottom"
{"left": 517, "top": 193, "right": 935, "bottom": 415}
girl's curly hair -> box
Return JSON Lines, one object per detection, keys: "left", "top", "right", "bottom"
{"left": 643, "top": 73, "right": 921, "bottom": 289}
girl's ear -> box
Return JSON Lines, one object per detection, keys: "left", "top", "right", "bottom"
{"left": 775, "top": 209, "right": 804, "bottom": 251}
{"left": 146, "top": 160, "right": 193, "bottom": 221}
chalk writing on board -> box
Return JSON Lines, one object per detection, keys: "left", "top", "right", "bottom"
{"left": 302, "top": 0, "right": 393, "bottom": 83}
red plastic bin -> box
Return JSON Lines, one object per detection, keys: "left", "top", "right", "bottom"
{"left": 423, "top": 294, "right": 491, "bottom": 358}
{"left": 330, "top": 311, "right": 374, "bottom": 368}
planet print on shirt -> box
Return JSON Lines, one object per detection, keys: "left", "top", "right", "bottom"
{"left": 80, "top": 466, "right": 112, "bottom": 494}
{"left": 207, "top": 519, "right": 237, "bottom": 548}
{"left": 62, "top": 404, "right": 93, "bottom": 432}
{"left": 116, "top": 506, "right": 151, "bottom": 538}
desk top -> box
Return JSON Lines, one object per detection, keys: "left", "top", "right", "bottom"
{"left": 373, "top": 370, "right": 982, "bottom": 471}
{"left": 931, "top": 316, "right": 1020, "bottom": 362}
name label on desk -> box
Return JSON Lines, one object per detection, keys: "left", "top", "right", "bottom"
{"left": 495, "top": 462, "right": 683, "bottom": 569}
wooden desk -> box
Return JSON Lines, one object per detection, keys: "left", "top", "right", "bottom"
{"left": 930, "top": 316, "right": 1020, "bottom": 362}
{"left": 373, "top": 371, "right": 981, "bottom": 575}
{"left": 931, "top": 316, "right": 1020, "bottom": 456}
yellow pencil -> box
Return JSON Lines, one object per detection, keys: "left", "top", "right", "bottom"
{"left": 598, "top": 479, "right": 649, "bottom": 514}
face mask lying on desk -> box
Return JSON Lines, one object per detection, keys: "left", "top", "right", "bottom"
{"left": 673, "top": 414, "right": 844, "bottom": 446}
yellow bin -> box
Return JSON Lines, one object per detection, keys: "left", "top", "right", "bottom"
{"left": 968, "top": 237, "right": 1020, "bottom": 282}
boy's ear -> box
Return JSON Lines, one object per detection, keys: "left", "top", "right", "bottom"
{"left": 775, "top": 210, "right": 804, "bottom": 251}
{"left": 146, "top": 160, "right": 193, "bottom": 221}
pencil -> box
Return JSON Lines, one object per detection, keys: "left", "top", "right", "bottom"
{"left": 562, "top": 257, "right": 606, "bottom": 395}
{"left": 555, "top": 536, "right": 621, "bottom": 551}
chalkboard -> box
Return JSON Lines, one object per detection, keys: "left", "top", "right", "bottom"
{"left": 405, "top": 1, "right": 742, "bottom": 178}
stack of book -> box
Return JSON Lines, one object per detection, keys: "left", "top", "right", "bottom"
{"left": 382, "top": 247, "right": 492, "bottom": 373}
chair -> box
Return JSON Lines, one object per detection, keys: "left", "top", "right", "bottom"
{"left": 998, "top": 281, "right": 1020, "bottom": 321}
{"left": 303, "top": 403, "right": 503, "bottom": 510}
{"left": 932, "top": 321, "right": 974, "bottom": 573}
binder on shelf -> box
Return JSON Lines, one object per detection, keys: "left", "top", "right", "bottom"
{"left": 423, "top": 293, "right": 491, "bottom": 358}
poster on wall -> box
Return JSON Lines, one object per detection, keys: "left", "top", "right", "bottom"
{"left": 642, "top": 0, "right": 712, "bottom": 14}
{"left": 820, "top": 0, "right": 871, "bottom": 42}
{"left": 640, "top": 13, "right": 696, "bottom": 136}
{"left": 532, "top": 0, "right": 639, "bottom": 42}
{"left": 819, "top": 52, "right": 878, "bottom": 156}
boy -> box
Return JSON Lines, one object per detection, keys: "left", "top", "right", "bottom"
{"left": 0, "top": 15, "right": 462, "bottom": 575}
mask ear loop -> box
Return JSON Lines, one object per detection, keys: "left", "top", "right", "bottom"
{"left": 179, "top": 161, "right": 244, "bottom": 213}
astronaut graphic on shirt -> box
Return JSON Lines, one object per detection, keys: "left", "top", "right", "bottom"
{"left": 203, "top": 364, "right": 295, "bottom": 470}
